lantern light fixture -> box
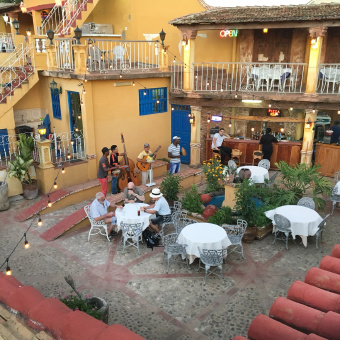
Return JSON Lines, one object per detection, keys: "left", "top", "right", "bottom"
{"left": 26, "top": 28, "right": 31, "bottom": 36}
{"left": 37, "top": 119, "right": 46, "bottom": 141}
{"left": 182, "top": 34, "right": 188, "bottom": 46}
{"left": 188, "top": 113, "right": 195, "bottom": 125}
{"left": 12, "top": 19, "right": 20, "bottom": 35}
{"left": 305, "top": 118, "right": 312, "bottom": 129}
{"left": 3, "top": 14, "right": 9, "bottom": 25}
{"left": 49, "top": 79, "right": 62, "bottom": 95}
{"left": 263, "top": 28, "right": 268, "bottom": 33}
{"left": 5, "top": 260, "right": 11, "bottom": 276}
{"left": 47, "top": 29, "right": 54, "bottom": 45}
{"left": 311, "top": 34, "right": 319, "bottom": 49}
{"left": 159, "top": 28, "right": 166, "bottom": 46}
{"left": 229, "top": 118, "right": 232, "bottom": 128}
{"left": 74, "top": 26, "right": 82, "bottom": 44}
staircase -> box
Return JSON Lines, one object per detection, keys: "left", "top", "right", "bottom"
{"left": 38, "top": 0, "right": 100, "bottom": 37}
{"left": 0, "top": 42, "right": 39, "bottom": 114}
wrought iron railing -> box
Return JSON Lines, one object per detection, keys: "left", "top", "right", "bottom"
{"left": 86, "top": 39, "right": 161, "bottom": 73}
{"left": 0, "top": 33, "right": 15, "bottom": 53}
{"left": 54, "top": 38, "right": 77, "bottom": 71}
{"left": 172, "top": 62, "right": 307, "bottom": 94}
{"left": 170, "top": 62, "right": 184, "bottom": 91}
{"left": 317, "top": 63, "right": 340, "bottom": 94}
{"left": 35, "top": 38, "right": 47, "bottom": 53}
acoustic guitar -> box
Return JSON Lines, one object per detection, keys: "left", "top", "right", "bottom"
{"left": 136, "top": 145, "right": 161, "bottom": 172}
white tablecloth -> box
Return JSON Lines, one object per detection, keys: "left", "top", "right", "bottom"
{"left": 237, "top": 166, "right": 269, "bottom": 184}
{"left": 265, "top": 205, "right": 323, "bottom": 247}
{"left": 334, "top": 181, "right": 340, "bottom": 195}
{"left": 177, "top": 223, "right": 231, "bottom": 264}
{"left": 115, "top": 203, "right": 151, "bottom": 231}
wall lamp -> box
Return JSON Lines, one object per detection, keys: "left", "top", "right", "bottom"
{"left": 26, "top": 28, "right": 31, "bottom": 36}
{"left": 311, "top": 34, "right": 319, "bottom": 49}
{"left": 74, "top": 26, "right": 82, "bottom": 44}
{"left": 3, "top": 14, "right": 10, "bottom": 25}
{"left": 20, "top": 2, "right": 27, "bottom": 14}
{"left": 47, "top": 29, "right": 54, "bottom": 45}
{"left": 182, "top": 34, "right": 188, "bottom": 46}
{"left": 12, "top": 19, "right": 20, "bottom": 35}
{"left": 305, "top": 118, "right": 312, "bottom": 129}
{"left": 38, "top": 119, "right": 46, "bottom": 141}
{"left": 188, "top": 112, "right": 195, "bottom": 125}
{"left": 49, "top": 79, "right": 62, "bottom": 95}
{"left": 263, "top": 28, "right": 268, "bottom": 33}
{"left": 159, "top": 28, "right": 166, "bottom": 47}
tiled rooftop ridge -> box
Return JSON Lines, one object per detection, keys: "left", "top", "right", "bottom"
{"left": 0, "top": 273, "right": 144, "bottom": 340}
{"left": 232, "top": 244, "right": 340, "bottom": 339}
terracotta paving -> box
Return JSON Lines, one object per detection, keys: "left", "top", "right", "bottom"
{"left": 0, "top": 175, "right": 339, "bottom": 339}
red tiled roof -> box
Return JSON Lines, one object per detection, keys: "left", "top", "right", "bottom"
{"left": 169, "top": 3, "right": 340, "bottom": 26}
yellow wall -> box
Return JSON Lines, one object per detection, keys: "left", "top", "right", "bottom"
{"left": 13, "top": 80, "right": 43, "bottom": 110}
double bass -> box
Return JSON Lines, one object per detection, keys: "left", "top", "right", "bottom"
{"left": 118, "top": 133, "right": 140, "bottom": 191}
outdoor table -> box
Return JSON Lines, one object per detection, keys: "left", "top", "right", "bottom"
{"left": 177, "top": 223, "right": 231, "bottom": 264}
{"left": 115, "top": 203, "right": 151, "bottom": 231}
{"left": 237, "top": 165, "right": 269, "bottom": 184}
{"left": 265, "top": 205, "right": 323, "bottom": 247}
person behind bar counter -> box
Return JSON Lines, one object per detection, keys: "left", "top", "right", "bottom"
{"left": 259, "top": 127, "right": 278, "bottom": 161}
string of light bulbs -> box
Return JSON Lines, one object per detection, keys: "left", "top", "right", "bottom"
{"left": 0, "top": 165, "right": 65, "bottom": 275}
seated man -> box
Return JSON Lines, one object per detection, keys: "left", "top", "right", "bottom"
{"left": 124, "top": 182, "right": 145, "bottom": 204}
{"left": 234, "top": 168, "right": 252, "bottom": 183}
{"left": 90, "top": 192, "right": 118, "bottom": 241}
{"left": 140, "top": 188, "right": 171, "bottom": 235}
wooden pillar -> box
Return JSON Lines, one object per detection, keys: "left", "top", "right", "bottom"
{"left": 181, "top": 30, "right": 197, "bottom": 91}
{"left": 300, "top": 109, "right": 317, "bottom": 166}
{"left": 305, "top": 27, "right": 327, "bottom": 94}
{"left": 190, "top": 106, "right": 201, "bottom": 167}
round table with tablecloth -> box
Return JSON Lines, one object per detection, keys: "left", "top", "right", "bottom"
{"left": 115, "top": 203, "right": 151, "bottom": 231}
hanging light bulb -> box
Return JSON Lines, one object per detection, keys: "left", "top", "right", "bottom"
{"left": 143, "top": 90, "right": 147, "bottom": 96}
{"left": 6, "top": 260, "right": 11, "bottom": 276}
{"left": 290, "top": 107, "right": 293, "bottom": 111}
{"left": 280, "top": 127, "right": 285, "bottom": 133}
{"left": 53, "top": 181, "right": 57, "bottom": 189}
{"left": 268, "top": 103, "right": 272, "bottom": 108}
{"left": 67, "top": 152, "right": 71, "bottom": 159}
{"left": 195, "top": 73, "right": 198, "bottom": 79}
{"left": 173, "top": 57, "right": 176, "bottom": 63}
{"left": 251, "top": 127, "right": 255, "bottom": 132}
{"left": 77, "top": 115, "right": 81, "bottom": 119}
{"left": 207, "top": 115, "right": 211, "bottom": 123}
{"left": 337, "top": 110, "right": 340, "bottom": 115}
{"left": 24, "top": 233, "right": 30, "bottom": 249}
{"left": 234, "top": 93, "right": 238, "bottom": 99}
{"left": 119, "top": 72, "right": 123, "bottom": 79}
{"left": 132, "top": 80, "right": 135, "bottom": 86}
{"left": 38, "top": 215, "right": 42, "bottom": 226}
{"left": 207, "top": 80, "right": 210, "bottom": 86}
{"left": 84, "top": 78, "right": 88, "bottom": 83}
{"left": 171, "top": 107, "right": 174, "bottom": 111}
{"left": 312, "top": 109, "right": 316, "bottom": 113}
{"left": 184, "top": 64, "right": 187, "bottom": 71}
{"left": 62, "top": 167, "right": 65, "bottom": 174}
{"left": 48, "top": 199, "right": 52, "bottom": 208}
{"left": 75, "top": 128, "right": 79, "bottom": 132}
{"left": 156, "top": 99, "right": 160, "bottom": 104}
{"left": 83, "top": 88, "right": 86, "bottom": 95}
{"left": 229, "top": 119, "right": 232, "bottom": 128}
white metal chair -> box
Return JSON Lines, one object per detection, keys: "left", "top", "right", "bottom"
{"left": 258, "top": 159, "right": 270, "bottom": 170}
{"left": 269, "top": 65, "right": 283, "bottom": 91}
{"left": 222, "top": 219, "right": 247, "bottom": 259}
{"left": 112, "top": 44, "right": 130, "bottom": 70}
{"left": 330, "top": 184, "right": 340, "bottom": 215}
{"left": 120, "top": 222, "right": 144, "bottom": 254}
{"left": 84, "top": 205, "right": 110, "bottom": 242}
{"left": 315, "top": 214, "right": 330, "bottom": 249}
{"left": 163, "top": 233, "right": 189, "bottom": 273}
{"left": 170, "top": 201, "right": 182, "bottom": 213}
{"left": 256, "top": 66, "right": 270, "bottom": 91}
{"left": 273, "top": 214, "right": 292, "bottom": 250}
{"left": 297, "top": 197, "right": 315, "bottom": 210}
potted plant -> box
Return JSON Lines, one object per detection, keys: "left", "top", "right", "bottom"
{"left": 160, "top": 172, "right": 182, "bottom": 205}
{"left": 202, "top": 158, "right": 224, "bottom": 193}
{"left": 208, "top": 206, "right": 236, "bottom": 226}
{"left": 181, "top": 184, "right": 204, "bottom": 215}
{"left": 8, "top": 134, "right": 38, "bottom": 200}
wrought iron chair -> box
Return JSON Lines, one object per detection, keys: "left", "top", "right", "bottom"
{"left": 334, "top": 172, "right": 340, "bottom": 183}
{"left": 170, "top": 200, "right": 182, "bottom": 213}
{"left": 163, "top": 233, "right": 189, "bottom": 273}
{"left": 197, "top": 247, "right": 227, "bottom": 284}
{"left": 252, "top": 150, "right": 263, "bottom": 165}
{"left": 84, "top": 205, "right": 110, "bottom": 242}
{"left": 273, "top": 214, "right": 292, "bottom": 250}
{"left": 297, "top": 197, "right": 315, "bottom": 210}
{"left": 120, "top": 222, "right": 144, "bottom": 254}
{"left": 176, "top": 217, "right": 198, "bottom": 235}
{"left": 258, "top": 159, "right": 270, "bottom": 170}
{"left": 315, "top": 214, "right": 330, "bottom": 249}
{"left": 221, "top": 219, "right": 247, "bottom": 259}
{"left": 266, "top": 171, "right": 278, "bottom": 187}
{"left": 172, "top": 211, "right": 188, "bottom": 234}
{"left": 330, "top": 184, "right": 340, "bottom": 215}
{"left": 160, "top": 214, "right": 176, "bottom": 242}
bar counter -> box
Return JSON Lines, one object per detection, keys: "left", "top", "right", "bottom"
{"left": 206, "top": 138, "right": 302, "bottom": 169}
{"left": 315, "top": 143, "right": 340, "bottom": 177}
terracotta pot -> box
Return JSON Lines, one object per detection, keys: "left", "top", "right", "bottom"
{"left": 242, "top": 227, "right": 257, "bottom": 243}
{"left": 22, "top": 180, "right": 39, "bottom": 200}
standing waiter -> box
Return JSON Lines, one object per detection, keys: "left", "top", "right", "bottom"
{"left": 259, "top": 127, "right": 278, "bottom": 161}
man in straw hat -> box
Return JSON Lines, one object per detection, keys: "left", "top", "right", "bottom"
{"left": 140, "top": 188, "right": 171, "bottom": 235}
{"left": 168, "top": 136, "right": 182, "bottom": 175}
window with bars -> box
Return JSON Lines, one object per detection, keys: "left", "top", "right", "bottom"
{"left": 139, "top": 87, "right": 167, "bottom": 116}
{"left": 51, "top": 89, "right": 61, "bottom": 119}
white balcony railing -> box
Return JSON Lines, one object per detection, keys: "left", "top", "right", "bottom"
{"left": 35, "top": 38, "right": 47, "bottom": 53}
{"left": 172, "top": 62, "right": 307, "bottom": 94}
{"left": 54, "top": 38, "right": 77, "bottom": 71}
{"left": 0, "top": 33, "right": 15, "bottom": 53}
{"left": 86, "top": 39, "right": 161, "bottom": 73}
{"left": 317, "top": 63, "right": 340, "bottom": 94}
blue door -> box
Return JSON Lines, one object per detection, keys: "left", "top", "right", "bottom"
{"left": 0, "top": 129, "right": 9, "bottom": 158}
{"left": 171, "top": 104, "right": 191, "bottom": 164}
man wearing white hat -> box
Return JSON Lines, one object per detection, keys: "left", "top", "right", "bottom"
{"left": 168, "top": 136, "right": 182, "bottom": 175}
{"left": 140, "top": 188, "right": 171, "bottom": 234}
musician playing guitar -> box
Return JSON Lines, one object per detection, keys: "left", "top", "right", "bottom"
{"left": 136, "top": 143, "right": 161, "bottom": 185}
{"left": 110, "top": 144, "right": 126, "bottom": 195}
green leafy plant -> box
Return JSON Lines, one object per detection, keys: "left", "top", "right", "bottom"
{"left": 181, "top": 184, "right": 204, "bottom": 214}
{"left": 275, "top": 161, "right": 332, "bottom": 210}
{"left": 8, "top": 134, "right": 35, "bottom": 185}
{"left": 59, "top": 291, "right": 102, "bottom": 320}
{"left": 202, "top": 158, "right": 224, "bottom": 192}
{"left": 208, "top": 206, "right": 236, "bottom": 226}
{"left": 160, "top": 173, "right": 182, "bottom": 201}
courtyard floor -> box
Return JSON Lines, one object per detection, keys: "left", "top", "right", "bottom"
{"left": 0, "top": 178, "right": 339, "bottom": 340}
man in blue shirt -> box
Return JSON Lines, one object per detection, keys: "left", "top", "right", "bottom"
{"left": 140, "top": 188, "right": 171, "bottom": 235}
{"left": 90, "top": 192, "right": 118, "bottom": 240}
{"left": 331, "top": 121, "right": 340, "bottom": 144}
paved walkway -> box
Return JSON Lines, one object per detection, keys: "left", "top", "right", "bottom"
{"left": 0, "top": 183, "right": 339, "bottom": 339}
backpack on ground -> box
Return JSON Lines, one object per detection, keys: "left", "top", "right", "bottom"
{"left": 142, "top": 229, "right": 160, "bottom": 250}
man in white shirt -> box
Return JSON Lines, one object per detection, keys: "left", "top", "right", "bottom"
{"left": 168, "top": 136, "right": 182, "bottom": 174}
{"left": 140, "top": 188, "right": 171, "bottom": 234}
{"left": 212, "top": 128, "right": 232, "bottom": 164}
{"left": 90, "top": 192, "right": 118, "bottom": 241}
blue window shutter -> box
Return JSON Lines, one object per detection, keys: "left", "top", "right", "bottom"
{"left": 139, "top": 87, "right": 167, "bottom": 116}
{"left": 51, "top": 89, "right": 61, "bottom": 119}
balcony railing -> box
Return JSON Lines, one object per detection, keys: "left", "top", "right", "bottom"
{"left": 317, "top": 63, "right": 340, "bottom": 95}
{"left": 172, "top": 62, "right": 307, "bottom": 94}
{"left": 86, "top": 39, "right": 161, "bottom": 73}
{"left": 54, "top": 38, "right": 77, "bottom": 71}
{"left": 0, "top": 33, "right": 14, "bottom": 53}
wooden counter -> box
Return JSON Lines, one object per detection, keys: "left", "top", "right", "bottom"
{"left": 315, "top": 143, "right": 340, "bottom": 177}
{"left": 206, "top": 138, "right": 302, "bottom": 169}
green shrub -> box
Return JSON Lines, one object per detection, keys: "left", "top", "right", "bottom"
{"left": 181, "top": 184, "right": 203, "bottom": 214}
{"left": 160, "top": 173, "right": 182, "bottom": 201}
{"left": 208, "top": 206, "right": 236, "bottom": 226}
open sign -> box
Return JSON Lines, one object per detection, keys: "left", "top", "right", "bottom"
{"left": 219, "top": 29, "right": 238, "bottom": 38}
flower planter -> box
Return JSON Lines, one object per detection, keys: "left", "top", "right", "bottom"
{"left": 242, "top": 227, "right": 257, "bottom": 243}
{"left": 22, "top": 180, "right": 39, "bottom": 200}
{"left": 88, "top": 297, "right": 109, "bottom": 324}
{"left": 0, "top": 182, "right": 10, "bottom": 211}
{"left": 255, "top": 224, "right": 273, "bottom": 240}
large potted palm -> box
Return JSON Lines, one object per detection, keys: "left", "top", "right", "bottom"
{"left": 8, "top": 134, "right": 38, "bottom": 200}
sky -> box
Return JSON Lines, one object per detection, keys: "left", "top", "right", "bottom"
{"left": 205, "top": 0, "right": 310, "bottom": 6}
